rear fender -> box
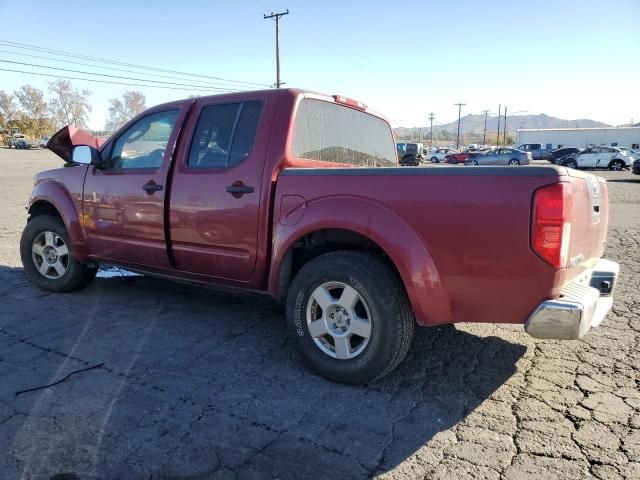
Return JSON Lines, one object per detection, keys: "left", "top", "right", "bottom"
{"left": 269, "top": 196, "right": 453, "bottom": 326}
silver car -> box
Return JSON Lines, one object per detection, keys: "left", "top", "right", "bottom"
{"left": 468, "top": 147, "right": 531, "bottom": 166}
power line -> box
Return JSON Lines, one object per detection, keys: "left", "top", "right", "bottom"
{"left": 0, "top": 49, "right": 256, "bottom": 90}
{"left": 0, "top": 59, "right": 238, "bottom": 91}
{"left": 263, "top": 10, "right": 289, "bottom": 88}
{"left": 0, "top": 39, "right": 269, "bottom": 88}
{"left": 0, "top": 67, "right": 232, "bottom": 92}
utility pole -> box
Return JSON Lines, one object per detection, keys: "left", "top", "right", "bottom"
{"left": 264, "top": 9, "right": 289, "bottom": 88}
{"left": 482, "top": 110, "right": 489, "bottom": 146}
{"left": 428, "top": 112, "right": 435, "bottom": 149}
{"left": 454, "top": 103, "right": 465, "bottom": 149}
{"left": 503, "top": 106, "right": 508, "bottom": 146}
{"left": 496, "top": 104, "right": 501, "bottom": 147}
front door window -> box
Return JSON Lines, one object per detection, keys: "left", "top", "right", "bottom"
{"left": 109, "top": 111, "right": 179, "bottom": 170}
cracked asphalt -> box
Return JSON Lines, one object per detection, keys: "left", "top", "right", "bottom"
{"left": 1, "top": 148, "right": 639, "bottom": 479}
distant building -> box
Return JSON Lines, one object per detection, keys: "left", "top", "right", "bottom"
{"left": 516, "top": 127, "right": 640, "bottom": 150}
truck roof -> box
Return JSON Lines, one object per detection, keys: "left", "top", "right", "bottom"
{"left": 148, "top": 88, "right": 388, "bottom": 123}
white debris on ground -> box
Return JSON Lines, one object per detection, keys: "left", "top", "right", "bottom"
{"left": 96, "top": 267, "right": 142, "bottom": 278}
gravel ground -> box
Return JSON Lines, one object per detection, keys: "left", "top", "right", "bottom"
{"left": 0, "top": 148, "right": 638, "bottom": 479}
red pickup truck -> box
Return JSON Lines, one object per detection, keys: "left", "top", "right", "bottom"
{"left": 21, "top": 89, "right": 619, "bottom": 384}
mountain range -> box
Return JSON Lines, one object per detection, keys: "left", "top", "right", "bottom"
{"left": 394, "top": 113, "right": 612, "bottom": 137}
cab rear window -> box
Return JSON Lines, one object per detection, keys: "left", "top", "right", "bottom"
{"left": 291, "top": 99, "right": 396, "bottom": 167}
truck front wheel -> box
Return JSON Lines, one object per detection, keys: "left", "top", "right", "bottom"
{"left": 286, "top": 251, "right": 414, "bottom": 384}
{"left": 20, "top": 215, "right": 98, "bottom": 292}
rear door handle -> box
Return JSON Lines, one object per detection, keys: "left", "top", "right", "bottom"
{"left": 142, "top": 182, "right": 163, "bottom": 193}
{"left": 226, "top": 185, "right": 254, "bottom": 194}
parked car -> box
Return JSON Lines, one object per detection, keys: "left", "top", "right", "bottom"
{"left": 21, "top": 88, "right": 618, "bottom": 384}
{"left": 445, "top": 148, "right": 489, "bottom": 164}
{"left": 429, "top": 147, "right": 458, "bottom": 163}
{"left": 38, "top": 136, "right": 50, "bottom": 148}
{"left": 398, "top": 142, "right": 424, "bottom": 166}
{"left": 517, "top": 143, "right": 552, "bottom": 160}
{"left": 559, "top": 146, "right": 633, "bottom": 171}
{"left": 550, "top": 147, "right": 581, "bottom": 164}
{"left": 467, "top": 148, "right": 531, "bottom": 166}
{"left": 444, "top": 149, "right": 473, "bottom": 164}
{"left": 5, "top": 133, "right": 26, "bottom": 148}
{"left": 17, "top": 138, "right": 42, "bottom": 149}
{"left": 632, "top": 158, "right": 640, "bottom": 175}
{"left": 618, "top": 147, "right": 640, "bottom": 160}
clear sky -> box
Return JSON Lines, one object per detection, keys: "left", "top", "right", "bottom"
{"left": 0, "top": 0, "right": 638, "bottom": 129}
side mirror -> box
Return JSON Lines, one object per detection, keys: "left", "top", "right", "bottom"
{"left": 71, "top": 145, "right": 103, "bottom": 167}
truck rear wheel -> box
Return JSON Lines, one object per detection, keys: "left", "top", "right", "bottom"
{"left": 286, "top": 251, "right": 414, "bottom": 384}
{"left": 20, "top": 215, "right": 98, "bottom": 293}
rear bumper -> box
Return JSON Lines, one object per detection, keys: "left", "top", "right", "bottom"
{"left": 525, "top": 258, "right": 619, "bottom": 340}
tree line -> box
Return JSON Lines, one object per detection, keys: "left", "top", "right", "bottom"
{"left": 0, "top": 80, "right": 147, "bottom": 138}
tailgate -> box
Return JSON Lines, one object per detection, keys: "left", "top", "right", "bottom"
{"left": 565, "top": 169, "right": 609, "bottom": 282}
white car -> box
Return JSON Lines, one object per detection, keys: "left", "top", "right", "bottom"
{"left": 562, "top": 146, "right": 633, "bottom": 171}
{"left": 428, "top": 147, "right": 459, "bottom": 163}
{"left": 618, "top": 147, "right": 640, "bottom": 160}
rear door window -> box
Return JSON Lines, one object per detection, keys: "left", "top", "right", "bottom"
{"left": 291, "top": 99, "right": 396, "bottom": 167}
{"left": 187, "top": 101, "right": 262, "bottom": 169}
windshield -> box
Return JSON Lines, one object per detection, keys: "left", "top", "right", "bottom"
{"left": 291, "top": 99, "right": 396, "bottom": 167}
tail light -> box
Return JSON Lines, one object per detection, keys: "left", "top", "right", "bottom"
{"left": 532, "top": 182, "right": 572, "bottom": 268}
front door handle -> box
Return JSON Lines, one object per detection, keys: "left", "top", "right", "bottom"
{"left": 142, "top": 182, "right": 163, "bottom": 193}
{"left": 226, "top": 184, "right": 254, "bottom": 195}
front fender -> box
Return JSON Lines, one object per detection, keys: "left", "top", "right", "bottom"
{"left": 269, "top": 196, "right": 453, "bottom": 326}
{"left": 29, "top": 180, "right": 87, "bottom": 257}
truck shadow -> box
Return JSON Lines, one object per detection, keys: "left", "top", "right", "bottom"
{"left": 0, "top": 266, "right": 526, "bottom": 479}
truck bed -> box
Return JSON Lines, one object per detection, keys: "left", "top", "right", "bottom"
{"left": 273, "top": 166, "right": 607, "bottom": 327}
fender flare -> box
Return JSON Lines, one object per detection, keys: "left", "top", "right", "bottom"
{"left": 29, "top": 180, "right": 86, "bottom": 251}
{"left": 269, "top": 196, "right": 453, "bottom": 326}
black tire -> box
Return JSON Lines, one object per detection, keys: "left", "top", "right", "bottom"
{"left": 508, "top": 159, "right": 520, "bottom": 166}
{"left": 566, "top": 159, "right": 577, "bottom": 169}
{"left": 430, "top": 156, "right": 439, "bottom": 163}
{"left": 20, "top": 215, "right": 97, "bottom": 292}
{"left": 286, "top": 251, "right": 414, "bottom": 384}
{"left": 609, "top": 159, "right": 625, "bottom": 171}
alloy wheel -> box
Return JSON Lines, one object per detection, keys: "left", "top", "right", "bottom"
{"left": 31, "top": 231, "right": 69, "bottom": 279}
{"left": 306, "top": 281, "right": 372, "bottom": 360}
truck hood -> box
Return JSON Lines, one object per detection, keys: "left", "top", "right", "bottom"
{"left": 46, "top": 126, "right": 102, "bottom": 163}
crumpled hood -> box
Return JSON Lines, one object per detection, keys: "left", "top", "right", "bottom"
{"left": 46, "top": 126, "right": 103, "bottom": 162}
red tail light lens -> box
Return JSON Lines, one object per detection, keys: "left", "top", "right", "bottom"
{"left": 532, "top": 182, "right": 572, "bottom": 268}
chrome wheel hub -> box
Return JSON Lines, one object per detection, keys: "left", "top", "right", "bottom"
{"left": 32, "top": 231, "right": 69, "bottom": 279}
{"left": 306, "top": 281, "right": 372, "bottom": 360}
